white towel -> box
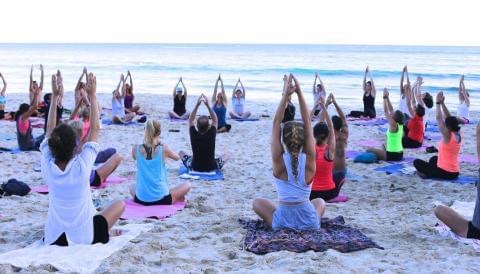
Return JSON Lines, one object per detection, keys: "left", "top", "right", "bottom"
{"left": 434, "top": 201, "right": 480, "bottom": 252}
{"left": 0, "top": 223, "right": 152, "bottom": 273}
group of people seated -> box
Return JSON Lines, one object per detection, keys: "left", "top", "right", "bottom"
{"left": 1, "top": 65, "right": 478, "bottom": 248}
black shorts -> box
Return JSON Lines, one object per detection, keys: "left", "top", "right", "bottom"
{"left": 402, "top": 137, "right": 422, "bottom": 149}
{"left": 134, "top": 194, "right": 172, "bottom": 206}
{"left": 309, "top": 171, "right": 346, "bottom": 201}
{"left": 51, "top": 215, "right": 109, "bottom": 246}
{"left": 386, "top": 151, "right": 403, "bottom": 161}
{"left": 467, "top": 221, "right": 480, "bottom": 240}
{"left": 0, "top": 110, "right": 4, "bottom": 119}
{"left": 89, "top": 170, "right": 101, "bottom": 187}
{"left": 181, "top": 155, "right": 225, "bottom": 171}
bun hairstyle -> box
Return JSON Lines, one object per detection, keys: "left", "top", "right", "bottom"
{"left": 15, "top": 103, "right": 30, "bottom": 120}
{"left": 313, "top": 122, "right": 329, "bottom": 145}
{"left": 423, "top": 93, "right": 433, "bottom": 108}
{"left": 415, "top": 104, "right": 425, "bottom": 117}
{"left": 392, "top": 110, "right": 405, "bottom": 125}
{"left": 48, "top": 124, "right": 77, "bottom": 163}
{"left": 282, "top": 121, "right": 305, "bottom": 179}
{"left": 331, "top": 115, "right": 343, "bottom": 131}
{"left": 445, "top": 116, "right": 461, "bottom": 132}
{"left": 144, "top": 120, "right": 161, "bottom": 147}
{"left": 80, "top": 106, "right": 90, "bottom": 119}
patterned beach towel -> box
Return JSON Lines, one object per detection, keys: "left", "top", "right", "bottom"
{"left": 239, "top": 216, "right": 383, "bottom": 254}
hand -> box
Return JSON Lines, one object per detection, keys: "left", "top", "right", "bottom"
{"left": 56, "top": 70, "right": 64, "bottom": 95}
{"left": 40, "top": 64, "right": 44, "bottom": 71}
{"left": 196, "top": 95, "right": 203, "bottom": 106}
{"left": 436, "top": 92, "right": 444, "bottom": 103}
{"left": 403, "top": 65, "right": 407, "bottom": 72}
{"left": 291, "top": 74, "right": 302, "bottom": 94}
{"left": 180, "top": 76, "right": 183, "bottom": 82}
{"left": 315, "top": 72, "right": 319, "bottom": 78}
{"left": 366, "top": 66, "right": 369, "bottom": 72}
{"left": 217, "top": 74, "right": 221, "bottom": 81}
{"left": 383, "top": 88, "right": 389, "bottom": 98}
{"left": 30, "top": 65, "right": 33, "bottom": 72}
{"left": 51, "top": 74, "right": 60, "bottom": 96}
{"left": 83, "top": 67, "right": 88, "bottom": 74}
{"left": 86, "top": 73, "right": 96, "bottom": 96}
{"left": 461, "top": 75, "right": 465, "bottom": 82}
{"left": 204, "top": 96, "right": 210, "bottom": 106}
{"left": 283, "top": 74, "right": 295, "bottom": 97}
{"left": 120, "top": 74, "right": 125, "bottom": 81}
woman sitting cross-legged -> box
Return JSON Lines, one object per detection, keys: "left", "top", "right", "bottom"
{"left": 129, "top": 119, "right": 191, "bottom": 205}
{"left": 413, "top": 92, "right": 461, "bottom": 180}
{"left": 229, "top": 78, "right": 251, "bottom": 119}
{"left": 252, "top": 74, "right": 325, "bottom": 230}
{"left": 41, "top": 71, "right": 124, "bottom": 246}
{"left": 434, "top": 123, "right": 480, "bottom": 240}
{"left": 366, "top": 88, "right": 405, "bottom": 162}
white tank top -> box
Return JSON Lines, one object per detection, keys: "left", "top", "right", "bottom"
{"left": 457, "top": 101, "right": 469, "bottom": 119}
{"left": 399, "top": 96, "right": 408, "bottom": 115}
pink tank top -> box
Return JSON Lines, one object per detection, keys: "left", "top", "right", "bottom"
{"left": 18, "top": 118, "right": 30, "bottom": 135}
{"left": 438, "top": 132, "right": 461, "bottom": 173}
{"left": 311, "top": 145, "right": 335, "bottom": 191}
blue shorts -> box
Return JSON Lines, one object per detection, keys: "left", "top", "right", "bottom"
{"left": 0, "top": 96, "right": 6, "bottom": 105}
{"left": 272, "top": 201, "right": 320, "bottom": 230}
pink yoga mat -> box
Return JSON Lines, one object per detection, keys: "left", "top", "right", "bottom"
{"left": 356, "top": 140, "right": 382, "bottom": 147}
{"left": 327, "top": 194, "right": 349, "bottom": 203}
{"left": 120, "top": 199, "right": 186, "bottom": 220}
{"left": 31, "top": 176, "right": 128, "bottom": 194}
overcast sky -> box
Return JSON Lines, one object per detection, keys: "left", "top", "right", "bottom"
{"left": 1, "top": 0, "right": 479, "bottom": 45}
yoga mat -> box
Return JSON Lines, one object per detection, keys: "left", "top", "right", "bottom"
{"left": 101, "top": 118, "right": 141, "bottom": 126}
{"left": 460, "top": 154, "right": 478, "bottom": 164}
{"left": 346, "top": 150, "right": 361, "bottom": 159}
{"left": 120, "top": 199, "right": 186, "bottom": 220}
{"left": 374, "top": 163, "right": 410, "bottom": 175}
{"left": 356, "top": 140, "right": 382, "bottom": 147}
{"left": 327, "top": 194, "right": 349, "bottom": 203}
{"left": 31, "top": 176, "right": 128, "bottom": 194}
{"left": 178, "top": 165, "right": 224, "bottom": 180}
{"left": 0, "top": 147, "right": 23, "bottom": 154}
{"left": 434, "top": 201, "right": 480, "bottom": 252}
{"left": 0, "top": 224, "right": 153, "bottom": 273}
{"left": 168, "top": 117, "right": 188, "bottom": 122}
{"left": 231, "top": 118, "right": 260, "bottom": 122}
{"left": 350, "top": 118, "right": 388, "bottom": 126}
{"left": 387, "top": 156, "right": 416, "bottom": 164}
{"left": 0, "top": 133, "right": 16, "bottom": 141}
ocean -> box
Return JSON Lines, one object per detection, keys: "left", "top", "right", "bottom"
{"left": 1, "top": 43, "right": 479, "bottom": 110}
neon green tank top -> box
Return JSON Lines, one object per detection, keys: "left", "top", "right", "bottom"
{"left": 386, "top": 124, "right": 403, "bottom": 152}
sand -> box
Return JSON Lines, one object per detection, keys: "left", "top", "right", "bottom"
{"left": 1, "top": 92, "right": 479, "bottom": 273}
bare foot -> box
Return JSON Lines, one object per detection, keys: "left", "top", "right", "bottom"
{"left": 109, "top": 229, "right": 123, "bottom": 237}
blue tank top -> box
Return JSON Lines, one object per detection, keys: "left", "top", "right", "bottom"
{"left": 274, "top": 153, "right": 311, "bottom": 203}
{"left": 135, "top": 145, "right": 169, "bottom": 202}
{"left": 213, "top": 103, "right": 227, "bottom": 128}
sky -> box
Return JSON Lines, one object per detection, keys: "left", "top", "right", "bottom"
{"left": 1, "top": 0, "right": 479, "bottom": 46}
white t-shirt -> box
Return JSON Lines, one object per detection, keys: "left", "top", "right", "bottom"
{"left": 111, "top": 97, "right": 125, "bottom": 118}
{"left": 313, "top": 91, "right": 326, "bottom": 111}
{"left": 232, "top": 97, "right": 245, "bottom": 114}
{"left": 41, "top": 139, "right": 99, "bottom": 245}
{"left": 399, "top": 96, "right": 409, "bottom": 115}
{"left": 457, "top": 101, "right": 470, "bottom": 119}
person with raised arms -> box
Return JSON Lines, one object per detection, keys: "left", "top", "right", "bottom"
{"left": 29, "top": 64, "right": 44, "bottom": 110}
{"left": 433, "top": 123, "right": 480, "bottom": 240}
{"left": 229, "top": 78, "right": 251, "bottom": 119}
{"left": 124, "top": 70, "right": 142, "bottom": 114}
{"left": 348, "top": 66, "right": 377, "bottom": 119}
{"left": 129, "top": 119, "right": 191, "bottom": 205}
{"left": 413, "top": 92, "right": 461, "bottom": 180}
{"left": 311, "top": 72, "right": 326, "bottom": 118}
{"left": 366, "top": 88, "right": 405, "bottom": 161}
{"left": 15, "top": 82, "right": 44, "bottom": 151}
{"left": 41, "top": 71, "right": 124, "bottom": 246}
{"left": 0, "top": 72, "right": 13, "bottom": 120}
{"left": 74, "top": 67, "right": 88, "bottom": 108}
{"left": 111, "top": 74, "right": 136, "bottom": 124}
{"left": 212, "top": 74, "right": 231, "bottom": 132}
{"left": 179, "top": 94, "right": 226, "bottom": 172}
{"left": 399, "top": 65, "right": 411, "bottom": 118}
{"left": 402, "top": 81, "right": 426, "bottom": 148}
{"left": 169, "top": 77, "right": 190, "bottom": 120}
{"left": 457, "top": 75, "right": 470, "bottom": 124}
{"left": 326, "top": 93, "right": 349, "bottom": 192}
{"left": 252, "top": 74, "right": 325, "bottom": 230}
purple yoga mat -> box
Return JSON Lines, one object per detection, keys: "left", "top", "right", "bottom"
{"left": 120, "top": 199, "right": 186, "bottom": 220}
{"left": 31, "top": 176, "right": 128, "bottom": 194}
{"left": 356, "top": 140, "right": 382, "bottom": 147}
{"left": 327, "top": 194, "right": 349, "bottom": 203}
{"left": 460, "top": 155, "right": 478, "bottom": 164}
{"left": 346, "top": 150, "right": 361, "bottom": 159}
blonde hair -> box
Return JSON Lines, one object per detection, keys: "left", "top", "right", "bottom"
{"left": 143, "top": 120, "right": 161, "bottom": 147}
{"left": 282, "top": 121, "right": 305, "bottom": 179}
{"left": 80, "top": 106, "right": 90, "bottom": 120}
{"left": 67, "top": 120, "right": 83, "bottom": 139}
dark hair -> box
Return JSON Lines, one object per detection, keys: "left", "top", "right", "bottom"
{"left": 44, "top": 93, "right": 52, "bottom": 104}
{"left": 445, "top": 116, "right": 460, "bottom": 132}
{"left": 366, "top": 81, "right": 372, "bottom": 85}
{"left": 316, "top": 84, "right": 322, "bottom": 88}
{"left": 392, "top": 110, "right": 404, "bottom": 125}
{"left": 423, "top": 93, "right": 433, "bottom": 108}
{"left": 48, "top": 124, "right": 77, "bottom": 163}
{"left": 197, "top": 116, "right": 210, "bottom": 133}
{"left": 313, "top": 122, "right": 329, "bottom": 145}
{"left": 15, "top": 103, "right": 30, "bottom": 120}
{"left": 415, "top": 104, "right": 425, "bottom": 117}
{"left": 331, "top": 115, "right": 343, "bottom": 131}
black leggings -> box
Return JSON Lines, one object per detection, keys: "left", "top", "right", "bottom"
{"left": 402, "top": 137, "right": 422, "bottom": 148}
{"left": 413, "top": 156, "right": 459, "bottom": 180}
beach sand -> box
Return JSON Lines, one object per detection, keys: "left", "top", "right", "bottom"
{"left": 1, "top": 92, "right": 479, "bottom": 273}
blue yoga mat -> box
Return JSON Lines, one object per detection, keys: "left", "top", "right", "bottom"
{"left": 0, "top": 147, "right": 23, "bottom": 154}
{"left": 101, "top": 118, "right": 142, "bottom": 126}
{"left": 231, "top": 118, "right": 260, "bottom": 122}
{"left": 178, "top": 165, "right": 224, "bottom": 180}
{"left": 374, "top": 163, "right": 406, "bottom": 174}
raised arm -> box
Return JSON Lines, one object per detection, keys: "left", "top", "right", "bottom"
{"left": 173, "top": 78, "right": 181, "bottom": 98}
{"left": 189, "top": 95, "right": 203, "bottom": 127}
{"left": 477, "top": 123, "right": 480, "bottom": 162}
{"left": 406, "top": 85, "right": 415, "bottom": 117}
{"left": 383, "top": 88, "right": 397, "bottom": 132}
{"left": 232, "top": 79, "right": 240, "bottom": 99}
{"left": 292, "top": 75, "right": 315, "bottom": 160}
{"left": 127, "top": 70, "right": 133, "bottom": 93}
{"left": 181, "top": 77, "right": 187, "bottom": 99}
{"left": 29, "top": 65, "right": 33, "bottom": 92}
{"left": 331, "top": 94, "right": 346, "bottom": 124}
{"left": 363, "top": 66, "right": 368, "bottom": 93}
{"left": 220, "top": 77, "right": 227, "bottom": 105}
{"left": 272, "top": 75, "right": 293, "bottom": 164}
{"left": 75, "top": 67, "right": 87, "bottom": 91}
{"left": 23, "top": 86, "right": 40, "bottom": 121}
{"left": 320, "top": 98, "right": 336, "bottom": 159}
{"left": 86, "top": 73, "right": 99, "bottom": 143}
{"left": 369, "top": 69, "right": 376, "bottom": 97}
{"left": 460, "top": 75, "right": 470, "bottom": 106}
{"left": 39, "top": 64, "right": 44, "bottom": 91}
{"left": 435, "top": 92, "right": 451, "bottom": 141}
{"left": 239, "top": 78, "right": 245, "bottom": 98}
{"left": 212, "top": 75, "right": 220, "bottom": 103}
{"left": 400, "top": 66, "right": 406, "bottom": 95}
{"left": 313, "top": 73, "right": 318, "bottom": 93}
{"left": 0, "top": 73, "right": 6, "bottom": 95}
{"left": 204, "top": 95, "right": 218, "bottom": 128}
{"left": 115, "top": 74, "right": 124, "bottom": 94}
{"left": 46, "top": 72, "right": 62, "bottom": 137}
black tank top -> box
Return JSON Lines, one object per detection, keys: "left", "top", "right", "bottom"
{"left": 363, "top": 93, "right": 376, "bottom": 118}
{"left": 173, "top": 95, "right": 186, "bottom": 115}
